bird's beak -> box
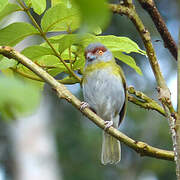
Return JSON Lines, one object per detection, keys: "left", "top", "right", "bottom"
{"left": 86, "top": 53, "right": 96, "bottom": 62}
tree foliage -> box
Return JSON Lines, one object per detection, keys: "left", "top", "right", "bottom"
{"left": 0, "top": 0, "right": 146, "bottom": 119}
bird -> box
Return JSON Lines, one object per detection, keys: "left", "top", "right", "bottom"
{"left": 81, "top": 42, "right": 127, "bottom": 165}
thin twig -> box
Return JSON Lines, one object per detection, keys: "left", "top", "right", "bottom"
{"left": 0, "top": 45, "right": 174, "bottom": 161}
{"left": 137, "top": 0, "right": 177, "bottom": 60}
{"left": 11, "top": 67, "right": 79, "bottom": 84}
{"left": 11, "top": 68, "right": 43, "bottom": 81}
{"left": 127, "top": 86, "right": 166, "bottom": 116}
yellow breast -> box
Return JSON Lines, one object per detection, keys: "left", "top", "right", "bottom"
{"left": 82, "top": 61, "right": 125, "bottom": 84}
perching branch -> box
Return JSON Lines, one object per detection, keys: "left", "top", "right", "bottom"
{"left": 137, "top": 0, "right": 178, "bottom": 60}
{"left": 127, "top": 86, "right": 166, "bottom": 117}
{"left": 0, "top": 46, "right": 174, "bottom": 161}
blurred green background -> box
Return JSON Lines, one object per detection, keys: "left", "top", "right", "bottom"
{"left": 0, "top": 0, "right": 180, "bottom": 179}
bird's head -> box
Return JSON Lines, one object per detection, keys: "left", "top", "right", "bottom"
{"left": 84, "top": 43, "right": 113, "bottom": 66}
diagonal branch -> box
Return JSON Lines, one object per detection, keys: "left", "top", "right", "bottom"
{"left": 110, "top": 3, "right": 169, "bottom": 95}
{"left": 137, "top": 0, "right": 178, "bottom": 61}
{"left": 110, "top": 1, "right": 177, "bottom": 163}
{"left": 0, "top": 45, "right": 174, "bottom": 161}
{"left": 109, "top": 1, "right": 175, "bottom": 127}
{"left": 127, "top": 86, "right": 166, "bottom": 116}
{"left": 110, "top": 3, "right": 174, "bottom": 110}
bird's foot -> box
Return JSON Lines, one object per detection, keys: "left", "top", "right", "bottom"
{"left": 80, "top": 101, "right": 89, "bottom": 110}
{"left": 104, "top": 120, "right": 113, "bottom": 130}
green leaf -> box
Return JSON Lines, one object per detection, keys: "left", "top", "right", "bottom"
{"left": 48, "top": 62, "right": 71, "bottom": 76}
{"left": 51, "top": 0, "right": 58, "bottom": 6}
{"left": 37, "top": 55, "right": 60, "bottom": 66}
{"left": 51, "top": 0, "right": 70, "bottom": 6}
{"left": 48, "top": 33, "right": 96, "bottom": 44}
{"left": 31, "top": 0, "right": 46, "bottom": 15}
{"left": 60, "top": 47, "right": 76, "bottom": 60}
{"left": 73, "top": 57, "right": 85, "bottom": 71}
{"left": 24, "top": 0, "right": 32, "bottom": 7}
{"left": 60, "top": 75, "right": 80, "bottom": 84}
{"left": 73, "top": 0, "right": 111, "bottom": 33}
{"left": 0, "top": 3, "right": 21, "bottom": 22}
{"left": 16, "top": 54, "right": 64, "bottom": 78}
{"left": 65, "top": 33, "right": 96, "bottom": 47}
{"left": 58, "top": 34, "right": 78, "bottom": 53}
{"left": 0, "top": 0, "right": 8, "bottom": 11}
{"left": 21, "top": 46, "right": 55, "bottom": 60}
{"left": 55, "top": 62, "right": 71, "bottom": 71}
{"left": 33, "top": 55, "right": 70, "bottom": 76}
{"left": 0, "top": 57, "right": 17, "bottom": 70}
{"left": 96, "top": 35, "right": 146, "bottom": 55}
{"left": 0, "top": 75, "right": 40, "bottom": 120}
{"left": 12, "top": 64, "right": 45, "bottom": 89}
{"left": 0, "top": 22, "right": 39, "bottom": 46}
{"left": 41, "top": 3, "right": 80, "bottom": 33}
{"left": 49, "top": 33, "right": 96, "bottom": 50}
{"left": 46, "top": 34, "right": 66, "bottom": 43}
{"left": 113, "top": 51, "right": 142, "bottom": 75}
{"left": 93, "top": 27, "right": 102, "bottom": 35}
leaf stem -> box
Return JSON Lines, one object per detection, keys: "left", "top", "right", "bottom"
{"left": 11, "top": 67, "right": 79, "bottom": 84}
{"left": 68, "top": 47, "right": 73, "bottom": 70}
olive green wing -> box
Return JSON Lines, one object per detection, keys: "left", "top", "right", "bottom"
{"left": 117, "top": 65, "right": 127, "bottom": 126}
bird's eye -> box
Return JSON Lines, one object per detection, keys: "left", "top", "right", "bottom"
{"left": 98, "top": 50, "right": 104, "bottom": 55}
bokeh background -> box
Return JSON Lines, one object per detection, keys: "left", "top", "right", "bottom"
{"left": 0, "top": 0, "right": 180, "bottom": 179}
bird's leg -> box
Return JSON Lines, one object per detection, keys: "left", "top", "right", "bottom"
{"left": 104, "top": 114, "right": 115, "bottom": 130}
{"left": 80, "top": 102, "right": 97, "bottom": 114}
{"left": 104, "top": 120, "right": 113, "bottom": 130}
{"left": 80, "top": 101, "right": 89, "bottom": 110}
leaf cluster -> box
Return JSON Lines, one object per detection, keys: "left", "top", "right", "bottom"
{"left": 0, "top": 0, "right": 145, "bottom": 119}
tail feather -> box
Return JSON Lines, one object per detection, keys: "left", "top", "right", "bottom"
{"left": 101, "top": 131, "right": 121, "bottom": 165}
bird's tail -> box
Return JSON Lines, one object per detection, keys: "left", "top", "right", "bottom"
{"left": 101, "top": 131, "right": 121, "bottom": 165}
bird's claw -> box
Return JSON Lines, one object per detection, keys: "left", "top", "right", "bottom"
{"left": 80, "top": 101, "right": 89, "bottom": 110}
{"left": 104, "top": 120, "right": 113, "bottom": 130}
